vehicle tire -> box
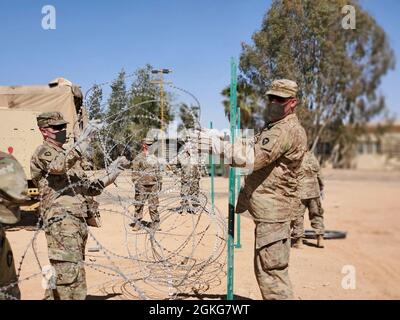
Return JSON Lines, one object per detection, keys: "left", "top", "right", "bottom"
{"left": 304, "top": 229, "right": 347, "bottom": 240}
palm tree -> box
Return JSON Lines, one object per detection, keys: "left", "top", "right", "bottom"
{"left": 221, "top": 81, "right": 264, "bottom": 130}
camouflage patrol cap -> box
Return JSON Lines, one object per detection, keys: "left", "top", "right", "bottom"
{"left": 142, "top": 137, "right": 155, "bottom": 145}
{"left": 36, "top": 111, "right": 68, "bottom": 128}
{"left": 0, "top": 152, "right": 28, "bottom": 224}
{"left": 266, "top": 79, "right": 298, "bottom": 98}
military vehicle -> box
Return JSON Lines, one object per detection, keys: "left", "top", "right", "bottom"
{"left": 0, "top": 78, "right": 88, "bottom": 211}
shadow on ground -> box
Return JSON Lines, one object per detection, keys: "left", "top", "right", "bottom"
{"left": 303, "top": 239, "right": 321, "bottom": 248}
{"left": 4, "top": 211, "right": 40, "bottom": 231}
{"left": 86, "top": 293, "right": 123, "bottom": 300}
{"left": 174, "top": 293, "right": 252, "bottom": 300}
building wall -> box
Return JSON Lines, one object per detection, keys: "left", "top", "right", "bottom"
{"left": 354, "top": 129, "right": 400, "bottom": 170}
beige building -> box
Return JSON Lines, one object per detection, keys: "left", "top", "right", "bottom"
{"left": 352, "top": 122, "right": 400, "bottom": 170}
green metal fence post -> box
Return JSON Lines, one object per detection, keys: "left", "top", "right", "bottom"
{"left": 227, "top": 57, "right": 237, "bottom": 300}
{"left": 234, "top": 107, "right": 242, "bottom": 249}
{"left": 209, "top": 121, "right": 215, "bottom": 213}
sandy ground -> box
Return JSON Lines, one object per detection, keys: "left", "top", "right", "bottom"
{"left": 5, "top": 168, "right": 400, "bottom": 300}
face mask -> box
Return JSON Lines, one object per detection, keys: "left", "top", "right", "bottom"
{"left": 54, "top": 130, "right": 67, "bottom": 144}
{"left": 266, "top": 102, "right": 286, "bottom": 122}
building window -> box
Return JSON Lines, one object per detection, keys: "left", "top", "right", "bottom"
{"left": 367, "top": 142, "right": 373, "bottom": 154}
{"left": 358, "top": 143, "right": 364, "bottom": 154}
{"left": 376, "top": 141, "right": 382, "bottom": 154}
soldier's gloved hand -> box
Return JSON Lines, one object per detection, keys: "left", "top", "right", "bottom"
{"left": 201, "top": 128, "right": 220, "bottom": 138}
{"left": 185, "top": 128, "right": 222, "bottom": 154}
{"left": 73, "top": 119, "right": 105, "bottom": 158}
{"left": 74, "top": 141, "right": 92, "bottom": 159}
{"left": 74, "top": 120, "right": 105, "bottom": 154}
{"left": 113, "top": 156, "right": 131, "bottom": 170}
{"left": 82, "top": 119, "right": 105, "bottom": 138}
{"left": 199, "top": 128, "right": 225, "bottom": 155}
{"left": 100, "top": 156, "right": 130, "bottom": 187}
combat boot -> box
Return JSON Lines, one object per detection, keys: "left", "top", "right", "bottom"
{"left": 187, "top": 205, "right": 200, "bottom": 215}
{"left": 292, "top": 237, "right": 303, "bottom": 249}
{"left": 316, "top": 234, "right": 324, "bottom": 248}
{"left": 131, "top": 220, "right": 143, "bottom": 231}
{"left": 148, "top": 220, "right": 161, "bottom": 231}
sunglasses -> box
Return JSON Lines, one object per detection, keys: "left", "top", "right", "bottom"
{"left": 268, "top": 95, "right": 291, "bottom": 104}
{"left": 48, "top": 124, "right": 67, "bottom": 131}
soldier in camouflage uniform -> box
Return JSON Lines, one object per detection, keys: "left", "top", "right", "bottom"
{"left": 202, "top": 79, "right": 307, "bottom": 299}
{"left": 0, "top": 151, "right": 29, "bottom": 300}
{"left": 30, "top": 112, "right": 128, "bottom": 300}
{"left": 177, "top": 149, "right": 201, "bottom": 214}
{"left": 291, "top": 150, "right": 325, "bottom": 248}
{"left": 131, "top": 138, "right": 162, "bottom": 231}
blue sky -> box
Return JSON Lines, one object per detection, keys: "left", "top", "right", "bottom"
{"left": 0, "top": 0, "right": 398, "bottom": 129}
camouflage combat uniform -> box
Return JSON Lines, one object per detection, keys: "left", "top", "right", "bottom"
{"left": 0, "top": 151, "right": 28, "bottom": 300}
{"left": 131, "top": 151, "right": 162, "bottom": 224}
{"left": 232, "top": 80, "right": 307, "bottom": 300}
{"left": 0, "top": 228, "right": 20, "bottom": 300}
{"left": 177, "top": 150, "right": 201, "bottom": 212}
{"left": 291, "top": 151, "right": 325, "bottom": 239}
{"left": 30, "top": 113, "right": 104, "bottom": 300}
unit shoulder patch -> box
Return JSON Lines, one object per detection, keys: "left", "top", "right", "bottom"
{"left": 37, "top": 146, "right": 56, "bottom": 161}
{"left": 262, "top": 137, "right": 270, "bottom": 145}
{"left": 258, "top": 126, "right": 282, "bottom": 152}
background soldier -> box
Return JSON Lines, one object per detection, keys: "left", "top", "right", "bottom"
{"left": 177, "top": 148, "right": 201, "bottom": 214}
{"left": 30, "top": 112, "right": 129, "bottom": 300}
{"left": 0, "top": 151, "right": 29, "bottom": 300}
{"left": 201, "top": 79, "right": 307, "bottom": 299}
{"left": 131, "top": 138, "right": 162, "bottom": 231}
{"left": 291, "top": 150, "right": 325, "bottom": 248}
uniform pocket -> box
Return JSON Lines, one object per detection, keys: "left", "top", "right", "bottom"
{"left": 259, "top": 239, "right": 289, "bottom": 271}
{"left": 53, "top": 262, "right": 80, "bottom": 285}
{"left": 46, "top": 214, "right": 85, "bottom": 262}
{"left": 255, "top": 222, "right": 290, "bottom": 249}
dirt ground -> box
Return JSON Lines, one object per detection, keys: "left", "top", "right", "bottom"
{"left": 6, "top": 168, "right": 400, "bottom": 300}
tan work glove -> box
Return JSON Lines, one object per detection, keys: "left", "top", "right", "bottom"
{"left": 100, "top": 156, "right": 130, "bottom": 187}
{"left": 74, "top": 119, "right": 105, "bottom": 156}
{"left": 184, "top": 128, "right": 223, "bottom": 154}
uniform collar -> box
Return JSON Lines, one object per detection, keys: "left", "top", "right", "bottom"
{"left": 44, "top": 140, "right": 64, "bottom": 152}
{"left": 266, "top": 113, "right": 298, "bottom": 129}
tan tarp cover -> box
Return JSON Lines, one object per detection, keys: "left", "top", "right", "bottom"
{"left": 0, "top": 77, "right": 87, "bottom": 136}
{"left": 0, "top": 78, "right": 88, "bottom": 178}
